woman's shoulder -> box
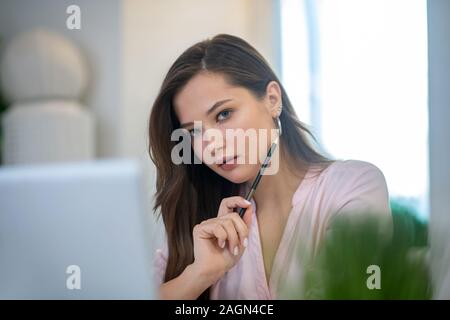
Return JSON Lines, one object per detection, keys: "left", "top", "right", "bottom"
{"left": 307, "top": 159, "right": 386, "bottom": 187}
{"left": 321, "top": 159, "right": 384, "bottom": 175}
{"left": 317, "top": 159, "right": 390, "bottom": 216}
{"left": 296, "top": 159, "right": 389, "bottom": 210}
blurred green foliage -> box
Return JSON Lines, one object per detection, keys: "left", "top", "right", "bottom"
{"left": 293, "top": 199, "right": 432, "bottom": 299}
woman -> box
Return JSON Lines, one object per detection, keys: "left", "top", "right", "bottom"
{"left": 148, "top": 34, "right": 391, "bottom": 299}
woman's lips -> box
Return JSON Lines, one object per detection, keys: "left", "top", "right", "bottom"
{"left": 218, "top": 155, "right": 239, "bottom": 171}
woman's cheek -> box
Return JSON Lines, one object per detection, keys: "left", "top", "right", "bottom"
{"left": 191, "top": 139, "right": 204, "bottom": 163}
{"left": 192, "top": 137, "right": 218, "bottom": 167}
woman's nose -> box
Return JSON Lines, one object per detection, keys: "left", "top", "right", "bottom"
{"left": 202, "top": 127, "right": 225, "bottom": 158}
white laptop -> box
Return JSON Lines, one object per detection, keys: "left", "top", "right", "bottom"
{"left": 0, "top": 158, "right": 156, "bottom": 299}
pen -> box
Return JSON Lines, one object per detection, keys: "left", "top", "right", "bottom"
{"left": 238, "top": 137, "right": 279, "bottom": 218}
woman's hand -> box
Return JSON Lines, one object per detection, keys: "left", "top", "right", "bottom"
{"left": 191, "top": 196, "right": 253, "bottom": 284}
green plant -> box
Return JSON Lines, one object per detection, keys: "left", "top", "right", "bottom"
{"left": 286, "top": 201, "right": 432, "bottom": 299}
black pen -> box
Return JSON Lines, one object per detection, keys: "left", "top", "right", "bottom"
{"left": 238, "top": 138, "right": 279, "bottom": 218}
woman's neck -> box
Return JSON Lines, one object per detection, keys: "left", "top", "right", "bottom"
{"left": 249, "top": 145, "right": 308, "bottom": 219}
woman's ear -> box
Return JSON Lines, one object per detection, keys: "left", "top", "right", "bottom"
{"left": 265, "top": 81, "right": 283, "bottom": 118}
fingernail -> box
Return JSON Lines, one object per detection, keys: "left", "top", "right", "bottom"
{"left": 243, "top": 238, "right": 248, "bottom": 248}
{"left": 233, "top": 246, "right": 239, "bottom": 256}
{"left": 244, "top": 200, "right": 251, "bottom": 205}
{"left": 219, "top": 240, "right": 225, "bottom": 248}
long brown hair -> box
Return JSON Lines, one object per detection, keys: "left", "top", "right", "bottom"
{"left": 148, "top": 34, "right": 331, "bottom": 299}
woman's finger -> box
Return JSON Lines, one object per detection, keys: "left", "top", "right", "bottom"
{"left": 242, "top": 204, "right": 253, "bottom": 227}
{"left": 219, "top": 212, "right": 249, "bottom": 247}
{"left": 194, "top": 220, "right": 228, "bottom": 248}
{"left": 217, "top": 218, "right": 240, "bottom": 255}
{"left": 218, "top": 196, "right": 252, "bottom": 217}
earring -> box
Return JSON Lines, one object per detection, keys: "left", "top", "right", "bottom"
{"left": 276, "top": 116, "right": 282, "bottom": 136}
{"left": 277, "top": 105, "right": 283, "bottom": 116}
{"left": 276, "top": 105, "right": 283, "bottom": 136}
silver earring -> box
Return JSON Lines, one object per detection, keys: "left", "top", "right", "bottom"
{"left": 276, "top": 116, "right": 282, "bottom": 136}
{"left": 276, "top": 105, "right": 283, "bottom": 136}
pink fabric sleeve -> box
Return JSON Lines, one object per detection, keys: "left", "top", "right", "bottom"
{"left": 327, "top": 161, "right": 393, "bottom": 235}
{"left": 334, "top": 161, "right": 391, "bottom": 216}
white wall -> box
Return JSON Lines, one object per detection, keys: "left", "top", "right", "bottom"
{"left": 428, "top": 0, "right": 450, "bottom": 299}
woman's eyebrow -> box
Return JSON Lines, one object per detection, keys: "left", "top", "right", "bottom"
{"left": 206, "top": 99, "right": 233, "bottom": 115}
{"left": 179, "top": 99, "right": 233, "bottom": 128}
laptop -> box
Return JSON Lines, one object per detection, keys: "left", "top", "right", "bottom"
{"left": 0, "top": 158, "right": 156, "bottom": 299}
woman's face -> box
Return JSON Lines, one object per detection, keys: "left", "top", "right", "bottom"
{"left": 173, "top": 71, "right": 281, "bottom": 184}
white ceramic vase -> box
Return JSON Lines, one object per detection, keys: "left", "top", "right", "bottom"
{"left": 0, "top": 28, "right": 95, "bottom": 165}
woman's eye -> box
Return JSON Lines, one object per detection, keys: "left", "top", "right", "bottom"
{"left": 217, "top": 109, "right": 232, "bottom": 122}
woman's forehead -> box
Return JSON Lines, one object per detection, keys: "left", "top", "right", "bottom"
{"left": 173, "top": 72, "right": 246, "bottom": 121}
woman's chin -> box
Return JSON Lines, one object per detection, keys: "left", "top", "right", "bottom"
{"left": 216, "top": 164, "right": 259, "bottom": 184}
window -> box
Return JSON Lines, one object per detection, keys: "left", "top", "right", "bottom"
{"left": 281, "top": 0, "right": 429, "bottom": 219}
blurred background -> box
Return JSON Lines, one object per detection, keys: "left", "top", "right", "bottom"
{"left": 0, "top": 0, "right": 448, "bottom": 298}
